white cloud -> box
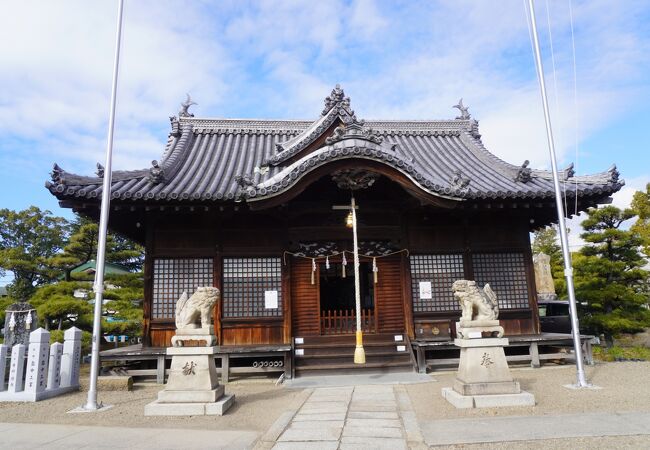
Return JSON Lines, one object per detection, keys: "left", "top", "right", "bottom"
{"left": 0, "top": 0, "right": 648, "bottom": 190}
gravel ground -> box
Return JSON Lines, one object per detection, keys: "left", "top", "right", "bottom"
{"left": 407, "top": 361, "right": 650, "bottom": 421}
{"left": 0, "top": 361, "right": 648, "bottom": 449}
{"left": 0, "top": 379, "right": 304, "bottom": 433}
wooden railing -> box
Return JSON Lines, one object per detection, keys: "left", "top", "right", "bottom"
{"left": 320, "top": 309, "right": 376, "bottom": 335}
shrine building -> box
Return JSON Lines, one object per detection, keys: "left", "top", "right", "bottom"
{"left": 46, "top": 85, "right": 622, "bottom": 377}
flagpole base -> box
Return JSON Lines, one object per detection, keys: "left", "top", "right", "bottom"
{"left": 563, "top": 383, "right": 602, "bottom": 390}
{"left": 68, "top": 403, "right": 114, "bottom": 414}
{"left": 354, "top": 331, "right": 366, "bottom": 364}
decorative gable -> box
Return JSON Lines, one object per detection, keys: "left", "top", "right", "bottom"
{"left": 267, "top": 85, "right": 358, "bottom": 166}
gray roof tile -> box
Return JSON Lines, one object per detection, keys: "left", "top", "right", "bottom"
{"left": 46, "top": 86, "right": 623, "bottom": 206}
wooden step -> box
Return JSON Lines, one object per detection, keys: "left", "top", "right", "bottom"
{"left": 295, "top": 333, "right": 406, "bottom": 346}
{"left": 296, "top": 341, "right": 407, "bottom": 351}
{"left": 296, "top": 350, "right": 409, "bottom": 359}
{"left": 292, "top": 332, "right": 415, "bottom": 377}
{"left": 295, "top": 360, "right": 414, "bottom": 376}
{"left": 296, "top": 354, "right": 411, "bottom": 367}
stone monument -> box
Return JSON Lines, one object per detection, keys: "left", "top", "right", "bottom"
{"left": 441, "top": 280, "right": 535, "bottom": 408}
{"left": 3, "top": 302, "right": 38, "bottom": 347}
{"left": 533, "top": 252, "right": 557, "bottom": 301}
{"left": 145, "top": 287, "right": 235, "bottom": 416}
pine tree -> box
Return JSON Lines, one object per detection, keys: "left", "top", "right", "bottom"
{"left": 574, "top": 206, "right": 650, "bottom": 344}
{"left": 0, "top": 207, "right": 69, "bottom": 300}
{"left": 630, "top": 182, "right": 650, "bottom": 258}
{"left": 102, "top": 273, "right": 144, "bottom": 338}
{"left": 49, "top": 215, "right": 144, "bottom": 280}
{"left": 29, "top": 281, "right": 93, "bottom": 330}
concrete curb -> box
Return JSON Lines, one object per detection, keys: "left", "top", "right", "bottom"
{"left": 254, "top": 388, "right": 313, "bottom": 449}
{"left": 394, "top": 385, "right": 426, "bottom": 449}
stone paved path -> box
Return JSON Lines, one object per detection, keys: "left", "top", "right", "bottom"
{"left": 270, "top": 384, "right": 425, "bottom": 450}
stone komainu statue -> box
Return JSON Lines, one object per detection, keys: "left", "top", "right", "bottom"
{"left": 451, "top": 279, "right": 499, "bottom": 322}
{"left": 175, "top": 287, "right": 220, "bottom": 329}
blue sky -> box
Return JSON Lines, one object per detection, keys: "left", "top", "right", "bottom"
{"left": 1, "top": 0, "right": 649, "bottom": 280}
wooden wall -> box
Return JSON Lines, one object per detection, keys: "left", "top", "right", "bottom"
{"left": 143, "top": 202, "right": 541, "bottom": 347}
{"left": 375, "top": 255, "right": 407, "bottom": 333}
{"left": 291, "top": 258, "right": 320, "bottom": 336}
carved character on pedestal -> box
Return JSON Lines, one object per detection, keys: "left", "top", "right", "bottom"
{"left": 452, "top": 279, "right": 499, "bottom": 322}
{"left": 175, "top": 287, "right": 219, "bottom": 329}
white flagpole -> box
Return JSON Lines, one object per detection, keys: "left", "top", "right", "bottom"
{"left": 84, "top": 0, "right": 125, "bottom": 410}
{"left": 526, "top": 0, "right": 589, "bottom": 387}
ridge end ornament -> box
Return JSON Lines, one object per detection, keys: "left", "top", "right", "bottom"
{"left": 453, "top": 98, "right": 471, "bottom": 120}
{"left": 514, "top": 160, "right": 532, "bottom": 183}
{"left": 148, "top": 160, "right": 164, "bottom": 184}
{"left": 179, "top": 93, "right": 197, "bottom": 118}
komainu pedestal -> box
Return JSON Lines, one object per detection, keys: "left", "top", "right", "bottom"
{"left": 442, "top": 280, "right": 535, "bottom": 408}
{"left": 442, "top": 331, "right": 535, "bottom": 408}
{"left": 145, "top": 287, "right": 234, "bottom": 416}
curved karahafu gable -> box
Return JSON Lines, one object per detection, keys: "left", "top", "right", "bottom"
{"left": 45, "top": 85, "right": 623, "bottom": 209}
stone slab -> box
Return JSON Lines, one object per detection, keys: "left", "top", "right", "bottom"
{"left": 473, "top": 391, "right": 535, "bottom": 408}
{"left": 454, "top": 338, "right": 509, "bottom": 348}
{"left": 144, "top": 393, "right": 235, "bottom": 416}
{"left": 345, "top": 418, "right": 402, "bottom": 428}
{"left": 144, "top": 401, "right": 206, "bottom": 416}
{"left": 453, "top": 379, "right": 520, "bottom": 395}
{"left": 441, "top": 387, "right": 535, "bottom": 409}
{"left": 342, "top": 426, "right": 403, "bottom": 438}
{"left": 0, "top": 422, "right": 257, "bottom": 450}
{"left": 339, "top": 437, "right": 408, "bottom": 450}
{"left": 158, "top": 385, "right": 224, "bottom": 403}
{"left": 420, "top": 411, "right": 650, "bottom": 446}
{"left": 97, "top": 376, "right": 133, "bottom": 391}
{"left": 293, "top": 412, "right": 347, "bottom": 421}
{"left": 349, "top": 404, "right": 397, "bottom": 412}
{"left": 0, "top": 385, "right": 78, "bottom": 402}
{"left": 272, "top": 442, "right": 339, "bottom": 450}
{"left": 167, "top": 346, "right": 218, "bottom": 355}
{"left": 347, "top": 411, "right": 399, "bottom": 419}
{"left": 205, "top": 393, "right": 236, "bottom": 415}
{"left": 278, "top": 426, "right": 341, "bottom": 442}
{"left": 288, "top": 420, "right": 344, "bottom": 429}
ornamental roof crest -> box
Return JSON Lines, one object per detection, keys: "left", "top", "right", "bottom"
{"left": 324, "top": 120, "right": 383, "bottom": 145}
{"left": 322, "top": 84, "right": 353, "bottom": 116}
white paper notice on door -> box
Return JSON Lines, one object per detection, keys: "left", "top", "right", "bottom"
{"left": 264, "top": 290, "right": 278, "bottom": 309}
{"left": 419, "top": 281, "right": 432, "bottom": 300}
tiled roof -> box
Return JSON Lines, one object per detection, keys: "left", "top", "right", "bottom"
{"left": 46, "top": 86, "right": 623, "bottom": 206}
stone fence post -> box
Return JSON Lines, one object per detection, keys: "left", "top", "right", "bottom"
{"left": 0, "top": 344, "right": 7, "bottom": 391}
{"left": 25, "top": 328, "right": 50, "bottom": 395}
{"left": 8, "top": 344, "right": 26, "bottom": 393}
{"left": 47, "top": 342, "right": 63, "bottom": 390}
{"left": 60, "top": 327, "right": 82, "bottom": 388}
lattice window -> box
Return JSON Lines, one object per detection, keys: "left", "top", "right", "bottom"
{"left": 472, "top": 253, "right": 530, "bottom": 309}
{"left": 152, "top": 258, "right": 214, "bottom": 319}
{"left": 409, "top": 254, "right": 464, "bottom": 313}
{"left": 223, "top": 257, "right": 283, "bottom": 318}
